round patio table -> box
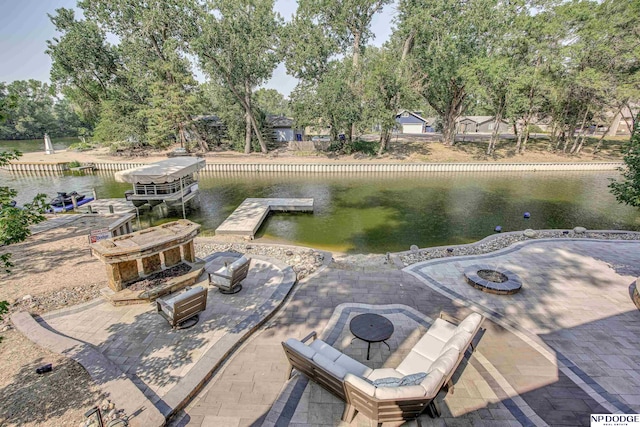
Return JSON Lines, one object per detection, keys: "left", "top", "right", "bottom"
{"left": 350, "top": 313, "right": 394, "bottom": 360}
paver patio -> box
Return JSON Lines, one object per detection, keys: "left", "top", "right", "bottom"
{"left": 172, "top": 239, "right": 640, "bottom": 427}
{"left": 13, "top": 237, "right": 640, "bottom": 426}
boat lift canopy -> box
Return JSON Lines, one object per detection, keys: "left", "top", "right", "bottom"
{"left": 115, "top": 157, "right": 206, "bottom": 184}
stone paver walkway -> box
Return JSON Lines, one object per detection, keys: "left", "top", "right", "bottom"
{"left": 406, "top": 239, "right": 640, "bottom": 416}
{"left": 15, "top": 252, "right": 296, "bottom": 423}
{"left": 14, "top": 237, "right": 640, "bottom": 427}
{"left": 172, "top": 240, "right": 634, "bottom": 427}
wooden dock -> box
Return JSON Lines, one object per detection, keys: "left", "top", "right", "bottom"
{"left": 215, "top": 198, "right": 314, "bottom": 239}
{"left": 77, "top": 198, "right": 137, "bottom": 215}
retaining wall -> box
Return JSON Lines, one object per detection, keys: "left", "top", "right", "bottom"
{"left": 198, "top": 162, "right": 623, "bottom": 173}
{"left": 3, "top": 161, "right": 625, "bottom": 174}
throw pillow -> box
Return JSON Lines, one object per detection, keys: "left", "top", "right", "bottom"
{"left": 372, "top": 376, "right": 403, "bottom": 387}
{"left": 400, "top": 372, "right": 428, "bottom": 386}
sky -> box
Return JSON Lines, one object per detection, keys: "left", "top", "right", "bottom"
{"left": 0, "top": 0, "right": 396, "bottom": 97}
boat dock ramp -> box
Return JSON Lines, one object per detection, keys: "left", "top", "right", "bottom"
{"left": 215, "top": 198, "right": 314, "bottom": 239}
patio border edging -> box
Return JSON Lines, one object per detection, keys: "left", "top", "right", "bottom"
{"left": 11, "top": 311, "right": 165, "bottom": 427}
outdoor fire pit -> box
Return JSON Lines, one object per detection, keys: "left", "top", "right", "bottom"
{"left": 464, "top": 264, "right": 522, "bottom": 295}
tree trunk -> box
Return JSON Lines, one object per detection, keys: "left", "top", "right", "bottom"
{"left": 487, "top": 111, "right": 503, "bottom": 155}
{"left": 377, "top": 128, "right": 390, "bottom": 155}
{"left": 244, "top": 82, "right": 268, "bottom": 153}
{"left": 607, "top": 108, "right": 622, "bottom": 136}
{"left": 570, "top": 109, "right": 589, "bottom": 154}
{"left": 441, "top": 84, "right": 465, "bottom": 146}
{"left": 244, "top": 110, "right": 252, "bottom": 154}
{"left": 521, "top": 118, "right": 531, "bottom": 153}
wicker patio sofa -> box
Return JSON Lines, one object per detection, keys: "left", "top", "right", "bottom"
{"left": 281, "top": 311, "right": 484, "bottom": 426}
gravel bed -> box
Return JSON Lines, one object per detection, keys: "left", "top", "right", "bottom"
{"left": 1, "top": 283, "right": 104, "bottom": 333}
{"left": 195, "top": 241, "right": 326, "bottom": 280}
{"left": 398, "top": 230, "right": 640, "bottom": 266}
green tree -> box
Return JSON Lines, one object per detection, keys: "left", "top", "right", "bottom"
{"left": 190, "top": 0, "right": 282, "bottom": 154}
{"left": 0, "top": 151, "right": 48, "bottom": 273}
{"left": 397, "top": 0, "right": 496, "bottom": 146}
{"left": 610, "top": 113, "right": 640, "bottom": 208}
{"left": 361, "top": 45, "right": 413, "bottom": 154}
{"left": 286, "top": 0, "right": 391, "bottom": 145}
{"left": 254, "top": 88, "right": 290, "bottom": 116}
{"left": 47, "top": 8, "right": 118, "bottom": 128}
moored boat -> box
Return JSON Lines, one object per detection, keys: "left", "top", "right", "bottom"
{"left": 115, "top": 157, "right": 205, "bottom": 214}
{"left": 49, "top": 191, "right": 86, "bottom": 207}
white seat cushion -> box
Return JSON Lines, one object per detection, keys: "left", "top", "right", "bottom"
{"left": 310, "top": 339, "right": 343, "bottom": 362}
{"left": 375, "top": 385, "right": 426, "bottom": 400}
{"left": 345, "top": 373, "right": 376, "bottom": 397}
{"left": 413, "top": 333, "right": 447, "bottom": 361}
{"left": 440, "top": 333, "right": 470, "bottom": 355}
{"left": 427, "top": 318, "right": 458, "bottom": 341}
{"left": 396, "top": 351, "right": 434, "bottom": 376}
{"left": 457, "top": 312, "right": 482, "bottom": 334}
{"left": 335, "top": 354, "right": 373, "bottom": 377}
{"left": 312, "top": 353, "right": 347, "bottom": 379}
{"left": 428, "top": 348, "right": 458, "bottom": 375}
{"left": 420, "top": 370, "right": 445, "bottom": 397}
{"left": 367, "top": 368, "right": 404, "bottom": 381}
{"left": 285, "top": 338, "right": 315, "bottom": 359}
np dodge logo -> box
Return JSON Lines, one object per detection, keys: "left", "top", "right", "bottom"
{"left": 591, "top": 414, "right": 640, "bottom": 427}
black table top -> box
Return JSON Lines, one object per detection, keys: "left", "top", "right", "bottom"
{"left": 349, "top": 313, "right": 394, "bottom": 343}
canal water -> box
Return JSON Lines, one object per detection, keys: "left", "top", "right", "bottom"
{"left": 2, "top": 169, "right": 638, "bottom": 253}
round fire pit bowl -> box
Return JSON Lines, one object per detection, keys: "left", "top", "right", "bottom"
{"left": 464, "top": 264, "right": 522, "bottom": 295}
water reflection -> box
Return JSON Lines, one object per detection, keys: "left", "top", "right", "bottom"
{"left": 2, "top": 170, "right": 638, "bottom": 253}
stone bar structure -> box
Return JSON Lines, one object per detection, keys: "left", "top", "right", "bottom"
{"left": 91, "top": 219, "right": 201, "bottom": 291}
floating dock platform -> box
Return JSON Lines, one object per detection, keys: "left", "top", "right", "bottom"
{"left": 215, "top": 198, "right": 314, "bottom": 239}
{"left": 77, "top": 198, "right": 137, "bottom": 215}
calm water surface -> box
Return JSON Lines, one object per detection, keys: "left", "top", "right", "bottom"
{"left": 2, "top": 170, "right": 639, "bottom": 253}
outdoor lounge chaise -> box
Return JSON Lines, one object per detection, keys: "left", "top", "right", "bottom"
{"left": 208, "top": 256, "right": 251, "bottom": 294}
{"left": 281, "top": 311, "right": 485, "bottom": 426}
{"left": 157, "top": 285, "right": 207, "bottom": 328}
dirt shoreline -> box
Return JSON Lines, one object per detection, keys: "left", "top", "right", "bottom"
{"left": 14, "top": 134, "right": 626, "bottom": 165}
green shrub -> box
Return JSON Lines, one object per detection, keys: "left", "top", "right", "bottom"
{"left": 68, "top": 160, "right": 82, "bottom": 168}
{"left": 68, "top": 141, "right": 96, "bottom": 151}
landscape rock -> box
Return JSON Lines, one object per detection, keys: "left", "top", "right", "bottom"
{"left": 573, "top": 226, "right": 587, "bottom": 234}
{"left": 523, "top": 229, "right": 538, "bottom": 238}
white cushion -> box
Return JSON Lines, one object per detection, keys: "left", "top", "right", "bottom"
{"left": 396, "top": 351, "right": 434, "bottom": 376}
{"left": 440, "top": 333, "right": 470, "bottom": 355}
{"left": 427, "top": 318, "right": 458, "bottom": 341}
{"left": 212, "top": 265, "right": 229, "bottom": 277}
{"left": 310, "top": 339, "right": 343, "bottom": 362}
{"left": 428, "top": 348, "right": 458, "bottom": 375}
{"left": 285, "top": 338, "right": 315, "bottom": 360}
{"left": 457, "top": 312, "right": 482, "bottom": 334}
{"left": 412, "top": 333, "right": 447, "bottom": 361}
{"left": 375, "top": 385, "right": 426, "bottom": 400}
{"left": 229, "top": 256, "right": 249, "bottom": 271}
{"left": 344, "top": 373, "right": 376, "bottom": 397}
{"left": 367, "top": 368, "right": 404, "bottom": 381}
{"left": 164, "top": 286, "right": 205, "bottom": 305}
{"left": 335, "top": 354, "right": 373, "bottom": 377}
{"left": 312, "top": 353, "right": 347, "bottom": 379}
{"left": 421, "top": 369, "right": 445, "bottom": 397}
